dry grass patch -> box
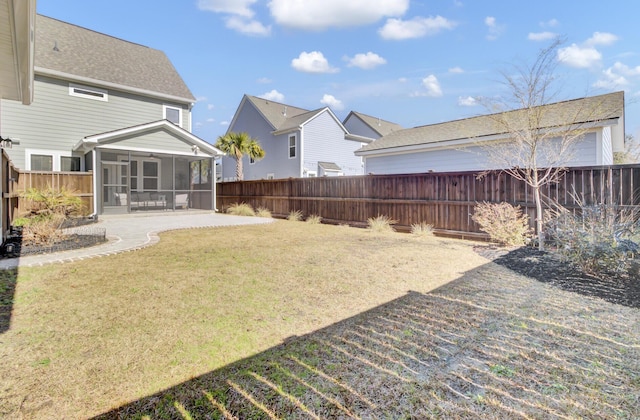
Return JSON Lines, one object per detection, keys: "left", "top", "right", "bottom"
{"left": 0, "top": 221, "right": 485, "bottom": 419}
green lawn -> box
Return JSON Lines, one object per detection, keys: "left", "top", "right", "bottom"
{"left": 0, "top": 221, "right": 638, "bottom": 419}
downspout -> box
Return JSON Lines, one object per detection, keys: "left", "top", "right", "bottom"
{"left": 298, "top": 125, "right": 304, "bottom": 178}
{"left": 91, "top": 148, "right": 98, "bottom": 219}
{"left": 212, "top": 156, "right": 217, "bottom": 212}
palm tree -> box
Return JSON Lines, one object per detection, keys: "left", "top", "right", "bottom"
{"left": 215, "top": 132, "right": 265, "bottom": 181}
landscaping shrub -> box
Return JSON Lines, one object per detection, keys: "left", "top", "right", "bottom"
{"left": 471, "top": 202, "right": 532, "bottom": 246}
{"left": 255, "top": 207, "right": 272, "bottom": 218}
{"left": 16, "top": 186, "right": 85, "bottom": 246}
{"left": 367, "top": 215, "right": 397, "bottom": 233}
{"left": 547, "top": 204, "right": 639, "bottom": 275}
{"left": 411, "top": 222, "right": 434, "bottom": 237}
{"left": 287, "top": 210, "right": 303, "bottom": 221}
{"left": 226, "top": 203, "right": 256, "bottom": 216}
{"left": 306, "top": 214, "right": 322, "bottom": 224}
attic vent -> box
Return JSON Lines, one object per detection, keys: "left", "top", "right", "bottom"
{"left": 53, "top": 40, "right": 60, "bottom": 51}
{"left": 283, "top": 106, "right": 287, "bottom": 117}
{"left": 69, "top": 83, "right": 108, "bottom": 102}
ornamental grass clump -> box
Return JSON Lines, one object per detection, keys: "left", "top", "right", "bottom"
{"left": 411, "top": 222, "right": 434, "bottom": 237}
{"left": 472, "top": 201, "right": 532, "bottom": 246}
{"left": 367, "top": 215, "right": 397, "bottom": 233}
{"left": 226, "top": 202, "right": 256, "bottom": 216}
{"left": 287, "top": 210, "right": 303, "bottom": 221}
{"left": 306, "top": 214, "right": 322, "bottom": 224}
{"left": 255, "top": 207, "right": 272, "bottom": 218}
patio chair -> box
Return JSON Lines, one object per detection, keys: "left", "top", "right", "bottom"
{"left": 175, "top": 193, "right": 189, "bottom": 209}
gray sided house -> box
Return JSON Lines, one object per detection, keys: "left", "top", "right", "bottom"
{"left": 222, "top": 95, "right": 367, "bottom": 181}
{"left": 343, "top": 111, "right": 403, "bottom": 143}
{"left": 356, "top": 92, "right": 625, "bottom": 175}
{"left": 0, "top": 14, "right": 222, "bottom": 215}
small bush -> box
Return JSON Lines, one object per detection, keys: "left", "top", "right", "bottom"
{"left": 472, "top": 202, "right": 532, "bottom": 246}
{"left": 548, "top": 204, "right": 639, "bottom": 275}
{"left": 306, "top": 214, "right": 322, "bottom": 224}
{"left": 226, "top": 203, "right": 255, "bottom": 216}
{"left": 22, "top": 185, "right": 84, "bottom": 218}
{"left": 367, "top": 215, "right": 397, "bottom": 233}
{"left": 411, "top": 222, "right": 434, "bottom": 237}
{"left": 21, "top": 213, "right": 66, "bottom": 245}
{"left": 287, "top": 210, "right": 303, "bottom": 221}
{"left": 255, "top": 207, "right": 272, "bottom": 218}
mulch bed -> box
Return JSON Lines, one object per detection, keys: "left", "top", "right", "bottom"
{"left": 475, "top": 245, "right": 640, "bottom": 308}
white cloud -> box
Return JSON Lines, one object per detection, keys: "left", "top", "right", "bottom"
{"left": 417, "top": 74, "right": 443, "bottom": 97}
{"left": 207, "top": 104, "right": 215, "bottom": 110}
{"left": 291, "top": 51, "right": 339, "bottom": 74}
{"left": 558, "top": 44, "right": 602, "bottom": 68}
{"left": 378, "top": 16, "right": 456, "bottom": 40}
{"left": 195, "top": 122, "right": 203, "bottom": 128}
{"left": 593, "top": 61, "right": 640, "bottom": 90}
{"left": 448, "top": 66, "right": 464, "bottom": 74}
{"left": 207, "top": 118, "right": 216, "bottom": 123}
{"left": 220, "top": 121, "right": 230, "bottom": 126}
{"left": 540, "top": 18, "right": 559, "bottom": 28}
{"left": 257, "top": 77, "right": 273, "bottom": 84}
{"left": 458, "top": 96, "right": 477, "bottom": 106}
{"left": 586, "top": 32, "right": 618, "bottom": 46}
{"left": 259, "top": 89, "right": 285, "bottom": 102}
{"left": 398, "top": 77, "right": 408, "bottom": 83}
{"left": 320, "top": 94, "right": 344, "bottom": 110}
{"left": 346, "top": 52, "right": 387, "bottom": 70}
{"left": 485, "top": 16, "right": 504, "bottom": 40}
{"left": 528, "top": 31, "right": 556, "bottom": 41}
{"left": 269, "top": 0, "right": 409, "bottom": 30}
{"left": 196, "top": 96, "right": 208, "bottom": 102}
{"left": 197, "top": 0, "right": 257, "bottom": 18}
{"left": 225, "top": 16, "right": 271, "bottom": 36}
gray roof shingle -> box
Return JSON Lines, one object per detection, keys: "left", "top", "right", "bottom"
{"left": 358, "top": 91, "right": 624, "bottom": 153}
{"left": 346, "top": 111, "right": 403, "bottom": 137}
{"left": 245, "top": 95, "right": 312, "bottom": 130}
{"left": 35, "top": 15, "right": 195, "bottom": 102}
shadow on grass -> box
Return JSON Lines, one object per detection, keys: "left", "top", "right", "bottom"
{"left": 0, "top": 268, "right": 19, "bottom": 334}
{"left": 94, "top": 261, "right": 640, "bottom": 419}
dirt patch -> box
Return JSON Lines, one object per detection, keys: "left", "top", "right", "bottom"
{"left": 475, "top": 245, "right": 640, "bottom": 308}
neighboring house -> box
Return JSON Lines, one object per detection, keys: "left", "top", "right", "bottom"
{"left": 343, "top": 111, "right": 402, "bottom": 143}
{"left": 221, "top": 95, "right": 367, "bottom": 181}
{"left": 356, "top": 92, "right": 625, "bottom": 175}
{"left": 0, "top": 0, "right": 36, "bottom": 240}
{"left": 0, "top": 14, "right": 222, "bottom": 215}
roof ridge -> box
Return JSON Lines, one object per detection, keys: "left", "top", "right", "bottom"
{"left": 37, "top": 14, "right": 155, "bottom": 51}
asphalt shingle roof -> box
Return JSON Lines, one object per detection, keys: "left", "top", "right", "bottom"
{"left": 35, "top": 15, "right": 195, "bottom": 102}
{"left": 346, "top": 111, "right": 403, "bottom": 137}
{"left": 358, "top": 91, "right": 624, "bottom": 153}
{"left": 245, "top": 95, "right": 313, "bottom": 130}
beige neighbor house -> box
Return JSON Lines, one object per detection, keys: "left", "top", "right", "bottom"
{"left": 356, "top": 92, "right": 625, "bottom": 175}
{"left": 0, "top": 14, "right": 223, "bottom": 216}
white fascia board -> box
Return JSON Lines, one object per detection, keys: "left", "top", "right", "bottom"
{"left": 35, "top": 67, "right": 195, "bottom": 105}
{"left": 8, "top": 0, "right": 36, "bottom": 105}
{"left": 94, "top": 144, "right": 218, "bottom": 158}
{"left": 345, "top": 133, "right": 374, "bottom": 144}
{"left": 76, "top": 120, "right": 224, "bottom": 156}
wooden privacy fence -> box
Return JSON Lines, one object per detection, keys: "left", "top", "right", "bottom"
{"left": 217, "top": 164, "right": 640, "bottom": 238}
{"left": 4, "top": 164, "right": 94, "bottom": 225}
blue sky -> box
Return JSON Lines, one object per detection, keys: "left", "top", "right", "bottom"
{"left": 38, "top": 0, "right": 640, "bottom": 144}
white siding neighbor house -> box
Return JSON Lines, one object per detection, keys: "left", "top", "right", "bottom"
{"left": 222, "top": 95, "right": 368, "bottom": 181}
{"left": 356, "top": 92, "right": 625, "bottom": 175}
{"left": 0, "top": 14, "right": 223, "bottom": 215}
{"left": 343, "top": 111, "right": 402, "bottom": 143}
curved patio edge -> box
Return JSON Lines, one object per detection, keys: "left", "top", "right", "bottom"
{"left": 0, "top": 212, "right": 274, "bottom": 269}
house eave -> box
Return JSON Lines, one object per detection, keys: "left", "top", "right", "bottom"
{"left": 74, "top": 120, "right": 224, "bottom": 157}
{"left": 35, "top": 67, "right": 196, "bottom": 105}
{"left": 2, "top": 0, "right": 36, "bottom": 105}
{"left": 345, "top": 133, "right": 374, "bottom": 144}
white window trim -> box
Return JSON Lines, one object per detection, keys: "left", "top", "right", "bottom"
{"left": 125, "top": 157, "right": 162, "bottom": 192}
{"left": 26, "top": 149, "right": 83, "bottom": 171}
{"left": 163, "top": 104, "right": 183, "bottom": 127}
{"left": 288, "top": 134, "right": 297, "bottom": 159}
{"left": 69, "top": 83, "right": 108, "bottom": 102}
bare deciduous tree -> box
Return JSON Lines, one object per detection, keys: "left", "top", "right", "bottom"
{"left": 479, "top": 39, "right": 623, "bottom": 250}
